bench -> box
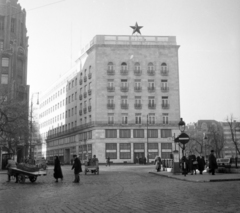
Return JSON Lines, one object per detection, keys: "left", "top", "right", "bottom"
{"left": 217, "top": 158, "right": 231, "bottom": 173}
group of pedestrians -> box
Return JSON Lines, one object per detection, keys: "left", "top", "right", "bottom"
{"left": 181, "top": 150, "right": 218, "bottom": 176}
{"left": 53, "top": 155, "right": 82, "bottom": 183}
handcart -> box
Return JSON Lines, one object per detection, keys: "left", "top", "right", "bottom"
{"left": 84, "top": 160, "right": 99, "bottom": 175}
{"left": 10, "top": 163, "right": 47, "bottom": 184}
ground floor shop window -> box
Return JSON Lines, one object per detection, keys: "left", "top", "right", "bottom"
{"left": 106, "top": 143, "right": 117, "bottom": 159}
{"left": 120, "top": 143, "right": 131, "bottom": 159}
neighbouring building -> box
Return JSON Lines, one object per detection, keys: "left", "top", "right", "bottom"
{"left": 221, "top": 121, "right": 240, "bottom": 159}
{"left": 0, "top": 0, "right": 29, "bottom": 168}
{"left": 39, "top": 34, "right": 181, "bottom": 164}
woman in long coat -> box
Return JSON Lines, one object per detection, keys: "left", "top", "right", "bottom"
{"left": 197, "top": 154, "right": 205, "bottom": 174}
{"left": 54, "top": 156, "right": 63, "bottom": 182}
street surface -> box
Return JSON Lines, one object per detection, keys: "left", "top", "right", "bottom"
{"left": 0, "top": 165, "right": 240, "bottom": 213}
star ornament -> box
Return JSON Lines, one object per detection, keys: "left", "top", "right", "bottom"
{"left": 130, "top": 22, "right": 143, "bottom": 35}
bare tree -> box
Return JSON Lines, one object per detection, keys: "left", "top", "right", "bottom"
{"left": 226, "top": 115, "right": 240, "bottom": 156}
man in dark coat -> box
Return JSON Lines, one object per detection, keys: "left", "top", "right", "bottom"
{"left": 54, "top": 156, "right": 63, "bottom": 182}
{"left": 197, "top": 154, "right": 205, "bottom": 175}
{"left": 208, "top": 150, "right": 218, "bottom": 175}
{"left": 71, "top": 155, "right": 82, "bottom": 183}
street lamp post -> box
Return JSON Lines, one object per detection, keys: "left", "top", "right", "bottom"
{"left": 234, "top": 120, "right": 238, "bottom": 168}
{"left": 147, "top": 114, "right": 149, "bottom": 164}
{"left": 29, "top": 92, "right": 39, "bottom": 162}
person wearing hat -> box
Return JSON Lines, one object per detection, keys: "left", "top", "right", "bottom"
{"left": 208, "top": 150, "right": 218, "bottom": 175}
{"left": 71, "top": 155, "right": 82, "bottom": 183}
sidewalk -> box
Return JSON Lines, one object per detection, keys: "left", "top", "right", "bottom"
{"left": 149, "top": 169, "right": 240, "bottom": 182}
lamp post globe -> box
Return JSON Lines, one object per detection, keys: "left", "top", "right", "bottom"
{"left": 178, "top": 118, "right": 186, "bottom": 133}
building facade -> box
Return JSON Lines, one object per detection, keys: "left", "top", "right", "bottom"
{"left": 0, "top": 0, "right": 29, "bottom": 165}
{"left": 39, "top": 35, "right": 181, "bottom": 163}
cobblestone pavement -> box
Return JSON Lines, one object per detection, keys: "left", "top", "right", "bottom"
{"left": 0, "top": 165, "right": 240, "bottom": 213}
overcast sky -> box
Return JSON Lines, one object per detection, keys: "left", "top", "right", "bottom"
{"left": 19, "top": 0, "right": 240, "bottom": 123}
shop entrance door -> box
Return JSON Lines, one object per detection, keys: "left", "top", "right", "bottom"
{"left": 134, "top": 152, "right": 145, "bottom": 164}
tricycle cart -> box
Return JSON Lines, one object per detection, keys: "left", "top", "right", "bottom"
{"left": 84, "top": 160, "right": 99, "bottom": 175}
{"left": 10, "top": 164, "right": 47, "bottom": 184}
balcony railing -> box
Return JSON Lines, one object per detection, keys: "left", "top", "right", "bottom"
{"left": 161, "top": 70, "right": 169, "bottom": 76}
{"left": 79, "top": 94, "right": 82, "bottom": 100}
{"left": 120, "top": 87, "right": 129, "bottom": 92}
{"left": 79, "top": 79, "right": 83, "bottom": 85}
{"left": 134, "top": 104, "right": 142, "bottom": 109}
{"left": 88, "top": 89, "right": 92, "bottom": 95}
{"left": 107, "top": 87, "right": 115, "bottom": 92}
{"left": 148, "top": 87, "right": 155, "bottom": 92}
{"left": 107, "top": 70, "right": 115, "bottom": 75}
{"left": 84, "top": 76, "right": 87, "bottom": 82}
{"left": 147, "top": 70, "right": 155, "bottom": 76}
{"left": 88, "top": 73, "right": 92, "bottom": 79}
{"left": 161, "top": 87, "right": 169, "bottom": 92}
{"left": 148, "top": 104, "right": 156, "bottom": 109}
{"left": 107, "top": 103, "right": 115, "bottom": 109}
{"left": 162, "top": 104, "right": 170, "bottom": 109}
{"left": 121, "top": 104, "right": 128, "bottom": 109}
{"left": 83, "top": 108, "right": 87, "bottom": 114}
{"left": 134, "top": 70, "right": 142, "bottom": 76}
{"left": 84, "top": 92, "right": 87, "bottom": 98}
{"left": 79, "top": 110, "right": 82, "bottom": 116}
{"left": 120, "top": 70, "right": 128, "bottom": 75}
{"left": 134, "top": 87, "right": 142, "bottom": 92}
{"left": 88, "top": 106, "right": 92, "bottom": 112}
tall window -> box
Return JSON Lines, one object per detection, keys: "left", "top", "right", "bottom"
{"left": 161, "top": 62, "right": 168, "bottom": 71}
{"left": 122, "top": 114, "right": 128, "bottom": 124}
{"left": 1, "top": 74, "right": 8, "bottom": 84}
{"left": 134, "top": 80, "right": 141, "bottom": 89}
{"left": 108, "top": 113, "right": 114, "bottom": 124}
{"left": 163, "top": 113, "right": 168, "bottom": 124}
{"left": 0, "top": 16, "right": 4, "bottom": 31}
{"left": 0, "top": 41, "right": 3, "bottom": 51}
{"left": 120, "top": 143, "right": 131, "bottom": 159}
{"left": 11, "top": 18, "right": 15, "bottom": 33}
{"left": 134, "top": 62, "right": 140, "bottom": 71}
{"left": 135, "top": 97, "right": 141, "bottom": 105}
{"left": 148, "top": 97, "right": 155, "bottom": 107}
{"left": 2, "top": 58, "right": 9, "bottom": 67}
{"left": 89, "top": 98, "right": 91, "bottom": 107}
{"left": 108, "top": 96, "right": 114, "bottom": 105}
{"left": 162, "top": 96, "right": 168, "bottom": 106}
{"left": 148, "top": 80, "right": 155, "bottom": 89}
{"left": 108, "top": 62, "right": 114, "bottom": 70}
{"left": 148, "top": 114, "right": 155, "bottom": 124}
{"left": 106, "top": 143, "right": 117, "bottom": 159}
{"left": 148, "top": 62, "right": 154, "bottom": 71}
{"left": 121, "top": 79, "right": 128, "bottom": 88}
{"left": 161, "top": 80, "right": 168, "bottom": 89}
{"left": 121, "top": 62, "right": 127, "bottom": 71}
{"left": 135, "top": 113, "right": 141, "bottom": 124}
{"left": 108, "top": 80, "right": 114, "bottom": 88}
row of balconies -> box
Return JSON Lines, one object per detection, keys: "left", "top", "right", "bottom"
{"left": 107, "top": 103, "right": 170, "bottom": 110}
{"left": 107, "top": 86, "right": 169, "bottom": 93}
{"left": 79, "top": 106, "right": 92, "bottom": 115}
{"left": 79, "top": 89, "right": 92, "bottom": 100}
{"left": 79, "top": 73, "right": 92, "bottom": 85}
{"left": 107, "top": 70, "right": 169, "bottom": 76}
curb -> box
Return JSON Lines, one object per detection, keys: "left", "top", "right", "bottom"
{"left": 149, "top": 172, "right": 240, "bottom": 183}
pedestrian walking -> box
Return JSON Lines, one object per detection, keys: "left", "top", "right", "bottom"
{"left": 72, "top": 155, "right": 82, "bottom": 183}
{"left": 106, "top": 156, "right": 110, "bottom": 166}
{"left": 181, "top": 156, "right": 189, "bottom": 176}
{"left": 155, "top": 157, "right": 162, "bottom": 172}
{"left": 6, "top": 157, "right": 18, "bottom": 183}
{"left": 53, "top": 156, "right": 63, "bottom": 182}
{"left": 208, "top": 150, "right": 218, "bottom": 175}
{"left": 197, "top": 154, "right": 205, "bottom": 175}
